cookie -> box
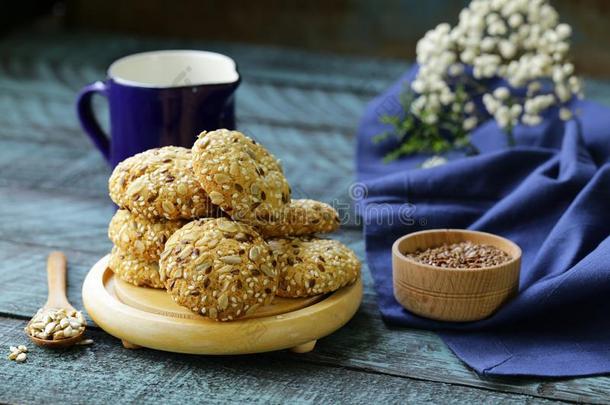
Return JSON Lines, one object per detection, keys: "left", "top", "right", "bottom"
{"left": 108, "top": 246, "right": 164, "bottom": 289}
{"left": 191, "top": 129, "right": 291, "bottom": 224}
{"left": 108, "top": 209, "right": 186, "bottom": 261}
{"left": 268, "top": 236, "right": 361, "bottom": 298}
{"left": 109, "top": 146, "right": 219, "bottom": 220}
{"left": 159, "top": 217, "right": 278, "bottom": 321}
{"left": 256, "top": 199, "right": 340, "bottom": 238}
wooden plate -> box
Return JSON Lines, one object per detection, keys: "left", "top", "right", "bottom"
{"left": 82, "top": 255, "right": 362, "bottom": 354}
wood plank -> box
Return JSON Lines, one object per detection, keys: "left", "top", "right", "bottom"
{"left": 0, "top": 189, "right": 606, "bottom": 403}
{"left": 296, "top": 300, "right": 610, "bottom": 404}
{"left": 1, "top": 31, "right": 609, "bottom": 152}
{"left": 0, "top": 241, "right": 101, "bottom": 321}
{"left": 0, "top": 140, "right": 110, "bottom": 197}
{"left": 0, "top": 184, "right": 362, "bottom": 255}
{"left": 0, "top": 186, "right": 113, "bottom": 255}
{"left": 6, "top": 60, "right": 608, "bottom": 138}
{"left": 0, "top": 121, "right": 359, "bottom": 212}
{"left": 0, "top": 317, "right": 556, "bottom": 405}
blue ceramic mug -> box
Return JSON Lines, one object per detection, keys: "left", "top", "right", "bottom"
{"left": 77, "top": 50, "right": 240, "bottom": 168}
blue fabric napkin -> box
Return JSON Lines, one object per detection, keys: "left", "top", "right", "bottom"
{"left": 356, "top": 66, "right": 610, "bottom": 377}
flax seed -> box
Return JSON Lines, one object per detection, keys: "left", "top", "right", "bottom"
{"left": 405, "top": 241, "right": 511, "bottom": 269}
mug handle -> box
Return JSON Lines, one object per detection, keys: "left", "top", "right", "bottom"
{"left": 76, "top": 81, "right": 111, "bottom": 162}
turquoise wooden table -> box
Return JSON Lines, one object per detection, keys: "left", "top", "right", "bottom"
{"left": 2, "top": 29, "right": 610, "bottom": 404}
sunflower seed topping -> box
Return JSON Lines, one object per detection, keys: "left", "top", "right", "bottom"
{"left": 25, "top": 308, "right": 87, "bottom": 341}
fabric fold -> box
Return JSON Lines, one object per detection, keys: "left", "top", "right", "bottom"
{"left": 356, "top": 65, "right": 610, "bottom": 376}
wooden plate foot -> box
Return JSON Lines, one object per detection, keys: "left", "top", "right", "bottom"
{"left": 290, "top": 340, "right": 316, "bottom": 353}
{"left": 121, "top": 339, "right": 142, "bottom": 349}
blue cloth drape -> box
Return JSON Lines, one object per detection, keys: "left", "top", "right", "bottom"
{"left": 356, "top": 66, "right": 610, "bottom": 376}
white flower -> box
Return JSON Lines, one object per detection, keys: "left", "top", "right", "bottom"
{"left": 410, "top": 96, "right": 427, "bottom": 114}
{"left": 463, "top": 116, "right": 478, "bottom": 131}
{"left": 559, "top": 107, "right": 572, "bottom": 121}
{"left": 424, "top": 113, "right": 438, "bottom": 124}
{"left": 510, "top": 103, "right": 523, "bottom": 117}
{"left": 481, "top": 37, "right": 496, "bottom": 52}
{"left": 495, "top": 106, "right": 512, "bottom": 128}
{"left": 524, "top": 99, "right": 538, "bottom": 114}
{"left": 464, "top": 102, "right": 475, "bottom": 113}
{"left": 556, "top": 23, "right": 572, "bottom": 39}
{"left": 552, "top": 66, "right": 565, "bottom": 82}
{"left": 448, "top": 63, "right": 465, "bottom": 76}
{"left": 486, "top": 12, "right": 500, "bottom": 26}
{"left": 524, "top": 94, "right": 555, "bottom": 114}
{"left": 569, "top": 76, "right": 581, "bottom": 93}
{"left": 473, "top": 66, "right": 482, "bottom": 79}
{"left": 411, "top": 80, "right": 425, "bottom": 93}
{"left": 493, "top": 87, "right": 510, "bottom": 100}
{"left": 555, "top": 84, "right": 571, "bottom": 103}
{"left": 498, "top": 41, "right": 516, "bottom": 59}
{"left": 483, "top": 93, "right": 499, "bottom": 113}
{"left": 489, "top": 20, "right": 508, "bottom": 35}
{"left": 523, "top": 114, "right": 542, "bottom": 125}
{"left": 473, "top": 54, "right": 501, "bottom": 77}
{"left": 461, "top": 50, "right": 476, "bottom": 64}
{"left": 427, "top": 94, "right": 441, "bottom": 110}
{"left": 527, "top": 81, "right": 541, "bottom": 95}
{"left": 409, "top": 0, "right": 581, "bottom": 135}
{"left": 508, "top": 13, "right": 523, "bottom": 28}
{"left": 555, "top": 42, "right": 569, "bottom": 54}
{"left": 422, "top": 155, "right": 448, "bottom": 169}
{"left": 440, "top": 90, "right": 455, "bottom": 105}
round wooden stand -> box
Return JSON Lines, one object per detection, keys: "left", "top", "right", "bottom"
{"left": 82, "top": 255, "right": 362, "bottom": 354}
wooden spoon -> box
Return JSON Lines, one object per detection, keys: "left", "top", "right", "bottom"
{"left": 27, "top": 251, "right": 86, "bottom": 348}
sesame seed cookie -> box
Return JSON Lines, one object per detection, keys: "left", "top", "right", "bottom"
{"left": 108, "top": 209, "right": 186, "bottom": 261}
{"left": 256, "top": 199, "right": 340, "bottom": 238}
{"left": 159, "top": 217, "right": 278, "bottom": 321}
{"left": 108, "top": 246, "right": 164, "bottom": 289}
{"left": 109, "top": 146, "right": 219, "bottom": 220}
{"left": 191, "top": 129, "right": 291, "bottom": 224}
{"left": 268, "top": 236, "right": 361, "bottom": 298}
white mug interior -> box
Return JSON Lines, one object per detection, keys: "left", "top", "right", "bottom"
{"left": 108, "top": 50, "right": 239, "bottom": 88}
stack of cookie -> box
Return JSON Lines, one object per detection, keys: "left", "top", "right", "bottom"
{"left": 107, "top": 130, "right": 361, "bottom": 321}
{"left": 107, "top": 146, "right": 220, "bottom": 288}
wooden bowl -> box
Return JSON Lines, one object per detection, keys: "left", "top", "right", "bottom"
{"left": 392, "top": 229, "right": 521, "bottom": 322}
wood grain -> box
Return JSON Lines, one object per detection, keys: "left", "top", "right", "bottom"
{"left": 112, "top": 271, "right": 324, "bottom": 320}
{"left": 44, "top": 251, "right": 72, "bottom": 310}
{"left": 0, "top": 225, "right": 608, "bottom": 403}
{"left": 0, "top": 127, "right": 359, "bottom": 223}
{"left": 392, "top": 229, "right": 521, "bottom": 322}
{"left": 0, "top": 315, "right": 562, "bottom": 405}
